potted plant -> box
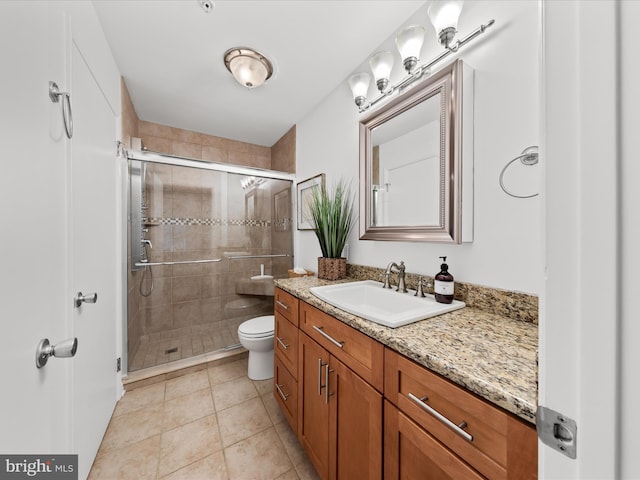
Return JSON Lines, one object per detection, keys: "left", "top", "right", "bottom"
{"left": 308, "top": 178, "right": 356, "bottom": 280}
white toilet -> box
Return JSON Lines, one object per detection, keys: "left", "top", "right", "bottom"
{"left": 237, "top": 315, "right": 275, "bottom": 380}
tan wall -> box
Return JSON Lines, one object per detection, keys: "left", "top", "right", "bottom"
{"left": 271, "top": 125, "right": 296, "bottom": 173}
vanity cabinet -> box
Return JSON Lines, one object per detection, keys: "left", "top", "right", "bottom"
{"left": 273, "top": 287, "right": 537, "bottom": 480}
{"left": 273, "top": 288, "right": 299, "bottom": 432}
{"left": 297, "top": 307, "right": 383, "bottom": 480}
{"left": 384, "top": 348, "right": 537, "bottom": 479}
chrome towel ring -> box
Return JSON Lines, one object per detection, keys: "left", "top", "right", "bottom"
{"left": 49, "top": 81, "right": 73, "bottom": 139}
{"left": 499, "top": 146, "right": 539, "bottom": 198}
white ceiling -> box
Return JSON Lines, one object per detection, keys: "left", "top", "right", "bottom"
{"left": 93, "top": 0, "right": 426, "bottom": 147}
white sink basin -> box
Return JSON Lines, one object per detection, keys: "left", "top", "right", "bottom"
{"left": 309, "top": 280, "right": 465, "bottom": 328}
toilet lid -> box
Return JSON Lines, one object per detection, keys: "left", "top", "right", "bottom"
{"left": 238, "top": 315, "right": 274, "bottom": 336}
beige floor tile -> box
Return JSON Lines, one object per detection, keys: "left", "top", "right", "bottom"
{"left": 295, "top": 459, "right": 322, "bottom": 480}
{"left": 273, "top": 421, "right": 308, "bottom": 469}
{"left": 276, "top": 469, "right": 300, "bottom": 480}
{"left": 212, "top": 376, "right": 258, "bottom": 411}
{"left": 217, "top": 397, "right": 272, "bottom": 447}
{"left": 160, "top": 451, "right": 228, "bottom": 480}
{"left": 99, "top": 403, "right": 164, "bottom": 453}
{"left": 163, "top": 388, "right": 214, "bottom": 431}
{"left": 225, "top": 428, "right": 292, "bottom": 480}
{"left": 261, "top": 391, "right": 286, "bottom": 426}
{"left": 165, "top": 370, "right": 210, "bottom": 400}
{"left": 253, "top": 378, "right": 272, "bottom": 397}
{"left": 89, "top": 435, "right": 160, "bottom": 480}
{"left": 158, "top": 414, "right": 223, "bottom": 477}
{"left": 114, "top": 382, "right": 166, "bottom": 417}
{"left": 208, "top": 359, "right": 248, "bottom": 385}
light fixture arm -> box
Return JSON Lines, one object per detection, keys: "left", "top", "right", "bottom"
{"left": 358, "top": 19, "right": 495, "bottom": 113}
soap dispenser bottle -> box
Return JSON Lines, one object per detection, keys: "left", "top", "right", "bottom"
{"left": 434, "top": 256, "right": 454, "bottom": 304}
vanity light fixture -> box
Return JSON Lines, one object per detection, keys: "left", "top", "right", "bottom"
{"left": 348, "top": 1, "right": 494, "bottom": 112}
{"left": 224, "top": 47, "right": 273, "bottom": 89}
{"left": 241, "top": 176, "right": 265, "bottom": 190}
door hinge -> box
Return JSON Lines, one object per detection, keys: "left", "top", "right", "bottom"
{"left": 116, "top": 357, "right": 121, "bottom": 372}
{"left": 536, "top": 405, "right": 577, "bottom": 459}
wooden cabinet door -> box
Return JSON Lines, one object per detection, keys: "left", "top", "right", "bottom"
{"left": 298, "top": 332, "right": 331, "bottom": 480}
{"left": 329, "top": 356, "right": 382, "bottom": 480}
{"left": 275, "top": 311, "right": 298, "bottom": 377}
{"left": 384, "top": 401, "right": 485, "bottom": 480}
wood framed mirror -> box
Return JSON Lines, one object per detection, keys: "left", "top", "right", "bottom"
{"left": 359, "top": 59, "right": 473, "bottom": 243}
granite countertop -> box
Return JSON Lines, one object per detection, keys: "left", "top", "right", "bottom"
{"left": 275, "top": 276, "right": 538, "bottom": 424}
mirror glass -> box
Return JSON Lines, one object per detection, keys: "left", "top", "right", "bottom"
{"left": 369, "top": 92, "right": 441, "bottom": 227}
{"left": 359, "top": 60, "right": 472, "bottom": 243}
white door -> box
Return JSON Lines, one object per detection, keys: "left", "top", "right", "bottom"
{"left": 0, "top": 2, "right": 71, "bottom": 454}
{"left": 0, "top": 4, "right": 119, "bottom": 478}
{"left": 540, "top": 1, "right": 622, "bottom": 477}
{"left": 69, "top": 42, "right": 118, "bottom": 479}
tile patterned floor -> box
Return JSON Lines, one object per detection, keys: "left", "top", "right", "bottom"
{"left": 129, "top": 319, "right": 244, "bottom": 371}
{"left": 89, "top": 357, "right": 320, "bottom": 480}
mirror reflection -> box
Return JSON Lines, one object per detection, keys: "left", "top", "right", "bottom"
{"left": 370, "top": 92, "right": 442, "bottom": 227}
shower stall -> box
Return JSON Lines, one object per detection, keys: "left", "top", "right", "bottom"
{"left": 126, "top": 150, "right": 294, "bottom": 373}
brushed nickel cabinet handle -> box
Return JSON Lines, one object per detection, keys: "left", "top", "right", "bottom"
{"left": 276, "top": 300, "right": 289, "bottom": 310}
{"left": 324, "top": 364, "right": 334, "bottom": 404}
{"left": 275, "top": 383, "right": 289, "bottom": 402}
{"left": 276, "top": 336, "right": 289, "bottom": 350}
{"left": 312, "top": 325, "right": 344, "bottom": 349}
{"left": 408, "top": 392, "right": 473, "bottom": 442}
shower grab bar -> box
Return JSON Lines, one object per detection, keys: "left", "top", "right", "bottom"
{"left": 227, "top": 254, "right": 291, "bottom": 260}
{"left": 134, "top": 258, "right": 223, "bottom": 267}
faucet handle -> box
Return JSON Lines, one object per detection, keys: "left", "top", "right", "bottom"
{"left": 414, "top": 276, "right": 430, "bottom": 297}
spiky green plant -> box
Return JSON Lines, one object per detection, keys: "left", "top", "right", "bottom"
{"left": 307, "top": 179, "right": 356, "bottom": 259}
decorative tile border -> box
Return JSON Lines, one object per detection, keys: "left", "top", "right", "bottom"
{"left": 346, "top": 263, "right": 539, "bottom": 324}
{"left": 145, "top": 217, "right": 274, "bottom": 227}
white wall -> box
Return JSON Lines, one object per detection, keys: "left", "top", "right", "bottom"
{"left": 295, "top": 0, "right": 540, "bottom": 294}
{"left": 620, "top": 1, "right": 640, "bottom": 476}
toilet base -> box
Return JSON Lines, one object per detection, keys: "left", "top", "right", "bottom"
{"left": 247, "top": 349, "right": 274, "bottom": 380}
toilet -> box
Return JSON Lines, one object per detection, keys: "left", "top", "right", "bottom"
{"left": 237, "top": 315, "right": 275, "bottom": 380}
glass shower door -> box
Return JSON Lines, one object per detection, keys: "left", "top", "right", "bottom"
{"left": 127, "top": 157, "right": 293, "bottom": 372}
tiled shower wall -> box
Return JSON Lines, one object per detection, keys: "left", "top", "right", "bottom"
{"left": 121, "top": 78, "right": 295, "bottom": 371}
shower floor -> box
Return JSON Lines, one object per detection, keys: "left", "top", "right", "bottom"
{"left": 129, "top": 318, "right": 244, "bottom": 371}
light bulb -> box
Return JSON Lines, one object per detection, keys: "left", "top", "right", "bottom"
{"left": 369, "top": 51, "right": 394, "bottom": 92}
{"left": 427, "top": 0, "right": 464, "bottom": 47}
{"left": 348, "top": 73, "right": 371, "bottom": 107}
{"left": 395, "top": 25, "right": 425, "bottom": 73}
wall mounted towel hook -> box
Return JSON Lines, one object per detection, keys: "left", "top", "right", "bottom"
{"left": 499, "top": 146, "right": 539, "bottom": 198}
{"left": 49, "top": 81, "right": 73, "bottom": 139}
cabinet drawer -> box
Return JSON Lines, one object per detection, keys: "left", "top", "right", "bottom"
{"left": 275, "top": 312, "right": 298, "bottom": 378}
{"left": 275, "top": 288, "right": 299, "bottom": 326}
{"left": 274, "top": 355, "right": 297, "bottom": 433}
{"left": 384, "top": 401, "right": 484, "bottom": 480}
{"left": 300, "top": 301, "right": 384, "bottom": 392}
{"left": 384, "top": 349, "right": 537, "bottom": 479}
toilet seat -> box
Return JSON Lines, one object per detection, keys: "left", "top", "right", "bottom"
{"left": 238, "top": 315, "right": 274, "bottom": 338}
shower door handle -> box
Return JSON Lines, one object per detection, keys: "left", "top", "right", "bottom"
{"left": 75, "top": 291, "right": 98, "bottom": 308}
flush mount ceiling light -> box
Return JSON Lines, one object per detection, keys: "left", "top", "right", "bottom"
{"left": 224, "top": 47, "right": 274, "bottom": 89}
{"left": 348, "top": 0, "right": 494, "bottom": 112}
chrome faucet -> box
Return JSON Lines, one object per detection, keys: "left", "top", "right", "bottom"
{"left": 383, "top": 261, "right": 407, "bottom": 293}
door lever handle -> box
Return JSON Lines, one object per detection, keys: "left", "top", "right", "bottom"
{"left": 75, "top": 291, "right": 98, "bottom": 308}
{"left": 36, "top": 337, "right": 78, "bottom": 368}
